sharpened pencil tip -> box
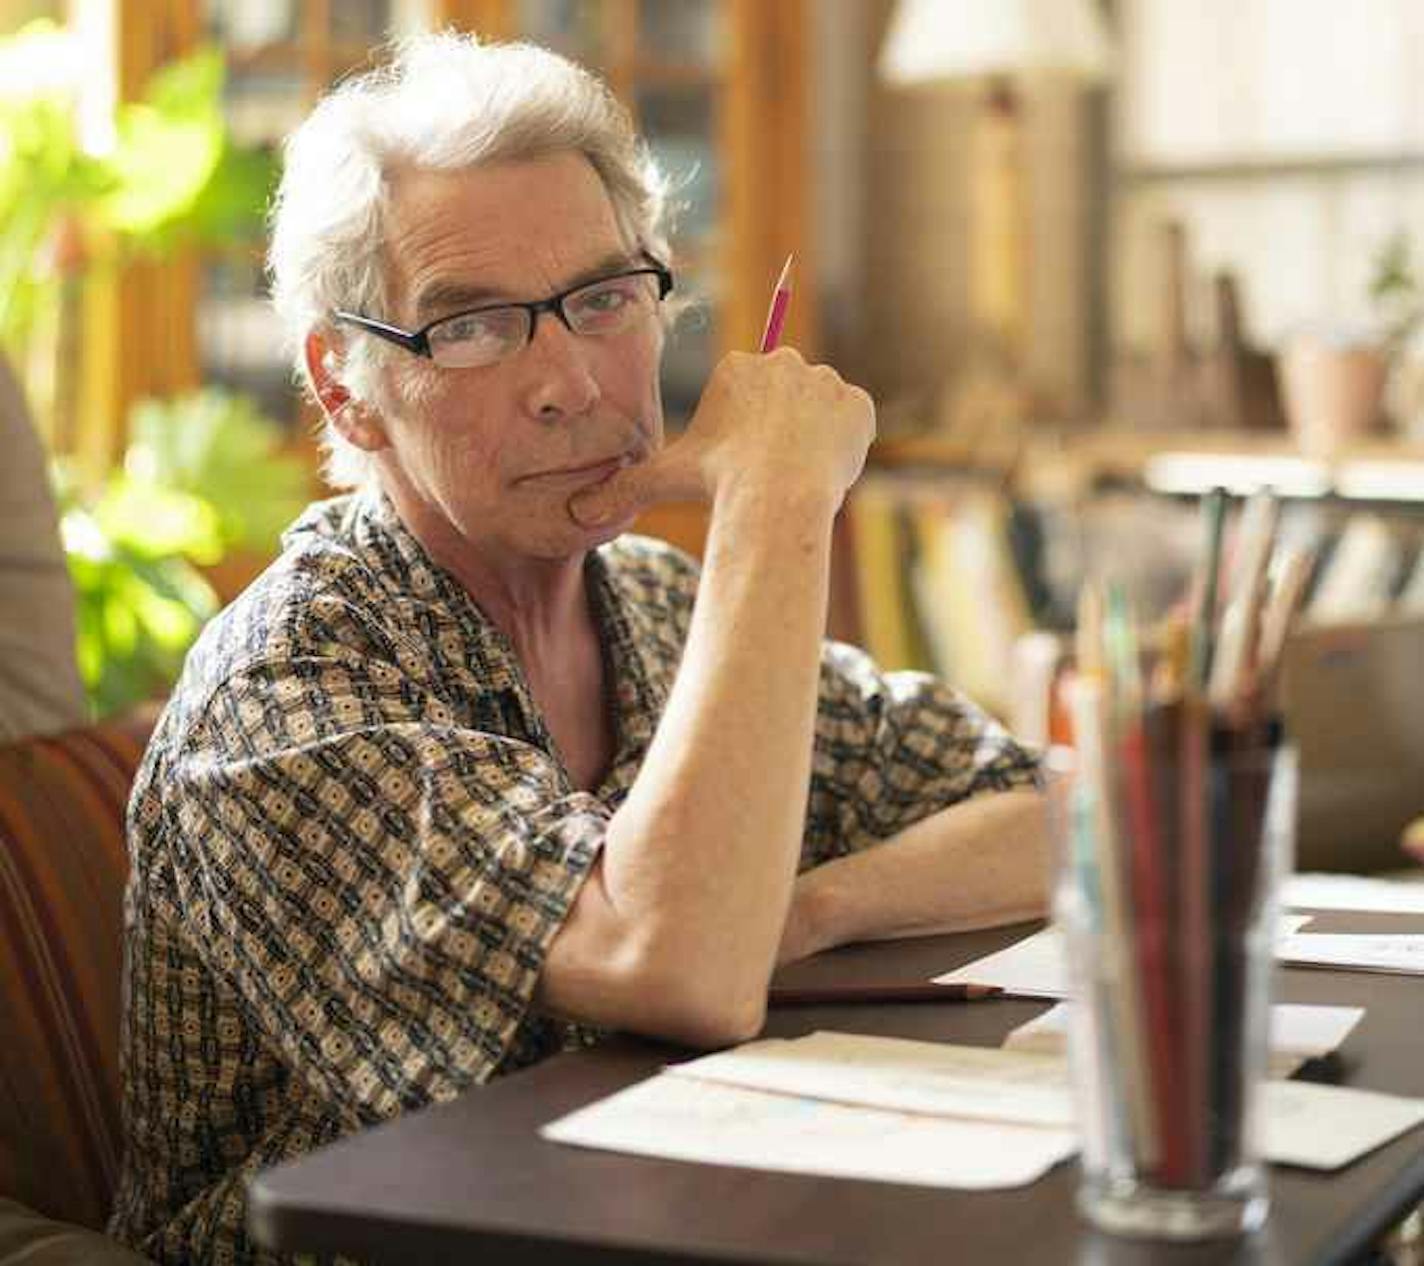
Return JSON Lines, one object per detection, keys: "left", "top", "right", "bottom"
{"left": 774, "top": 253, "right": 794, "bottom": 293}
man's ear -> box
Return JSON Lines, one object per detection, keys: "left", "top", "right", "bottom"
{"left": 304, "top": 328, "right": 390, "bottom": 452}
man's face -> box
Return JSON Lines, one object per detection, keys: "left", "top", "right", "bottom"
{"left": 369, "top": 151, "right": 665, "bottom": 562}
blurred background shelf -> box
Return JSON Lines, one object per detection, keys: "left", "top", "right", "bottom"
{"left": 872, "top": 430, "right": 1424, "bottom": 504}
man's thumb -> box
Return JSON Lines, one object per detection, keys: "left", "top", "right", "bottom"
{"left": 568, "top": 461, "right": 654, "bottom": 527}
{"left": 568, "top": 451, "right": 704, "bottom": 527}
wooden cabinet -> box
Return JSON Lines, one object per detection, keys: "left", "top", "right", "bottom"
{"left": 75, "top": 0, "right": 203, "bottom": 476}
{"left": 198, "top": 0, "right": 429, "bottom": 429}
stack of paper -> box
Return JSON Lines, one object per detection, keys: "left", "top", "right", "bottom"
{"left": 1264, "top": 1080, "right": 1424, "bottom": 1168}
{"left": 1285, "top": 872, "right": 1424, "bottom": 915}
{"left": 674, "top": 1031, "right": 1074, "bottom": 1127}
{"left": 542, "top": 1031, "right": 1424, "bottom": 1186}
{"left": 1277, "top": 933, "right": 1424, "bottom": 975}
{"left": 543, "top": 1034, "right": 1077, "bottom": 1191}
{"left": 931, "top": 914, "right": 1424, "bottom": 999}
{"left": 1005, "top": 1001, "right": 1364, "bottom": 1076}
{"left": 933, "top": 926, "right": 1073, "bottom": 999}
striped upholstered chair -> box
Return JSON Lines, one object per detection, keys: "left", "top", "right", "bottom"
{"left": 0, "top": 709, "right": 158, "bottom": 1263}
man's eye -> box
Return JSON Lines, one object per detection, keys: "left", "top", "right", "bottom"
{"left": 434, "top": 314, "right": 498, "bottom": 343}
{"left": 573, "top": 284, "right": 632, "bottom": 317}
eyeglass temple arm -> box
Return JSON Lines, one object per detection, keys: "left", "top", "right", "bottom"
{"left": 332, "top": 311, "right": 431, "bottom": 358}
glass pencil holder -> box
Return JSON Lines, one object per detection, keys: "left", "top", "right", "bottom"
{"left": 1047, "top": 731, "right": 1297, "bottom": 1242}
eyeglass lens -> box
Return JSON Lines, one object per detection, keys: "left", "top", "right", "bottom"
{"left": 427, "top": 271, "right": 660, "bottom": 368}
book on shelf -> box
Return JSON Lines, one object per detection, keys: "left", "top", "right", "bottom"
{"left": 846, "top": 482, "right": 932, "bottom": 674}
{"left": 1308, "top": 515, "right": 1405, "bottom": 624}
{"left": 847, "top": 479, "right": 1033, "bottom": 719}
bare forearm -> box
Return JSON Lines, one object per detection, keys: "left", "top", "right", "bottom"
{"left": 779, "top": 788, "right": 1050, "bottom": 965}
{"left": 542, "top": 349, "right": 874, "bottom": 1044}
{"left": 600, "top": 484, "right": 836, "bottom": 1010}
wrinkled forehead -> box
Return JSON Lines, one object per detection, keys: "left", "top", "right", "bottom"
{"left": 379, "top": 152, "right": 634, "bottom": 322}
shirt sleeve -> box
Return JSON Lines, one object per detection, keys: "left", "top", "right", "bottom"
{"left": 154, "top": 645, "right": 607, "bottom": 1124}
{"left": 802, "top": 639, "right": 1042, "bottom": 867}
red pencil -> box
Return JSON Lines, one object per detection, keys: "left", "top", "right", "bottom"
{"left": 1123, "top": 708, "right": 1189, "bottom": 1187}
{"left": 768, "top": 982, "right": 1001, "bottom": 1006}
{"left": 1179, "top": 696, "right": 1212, "bottom": 1185}
{"left": 758, "top": 254, "right": 794, "bottom": 352}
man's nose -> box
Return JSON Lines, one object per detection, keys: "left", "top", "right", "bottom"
{"left": 525, "top": 298, "right": 576, "bottom": 342}
{"left": 519, "top": 307, "right": 601, "bottom": 420}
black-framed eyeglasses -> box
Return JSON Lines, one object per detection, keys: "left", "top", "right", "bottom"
{"left": 332, "top": 254, "right": 673, "bottom": 370}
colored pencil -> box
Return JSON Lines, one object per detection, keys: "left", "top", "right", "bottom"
{"left": 758, "top": 254, "right": 794, "bottom": 352}
{"left": 767, "top": 982, "right": 1001, "bottom": 1006}
{"left": 1189, "top": 488, "right": 1229, "bottom": 695}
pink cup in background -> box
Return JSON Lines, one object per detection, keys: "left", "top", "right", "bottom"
{"left": 1276, "top": 334, "right": 1387, "bottom": 458}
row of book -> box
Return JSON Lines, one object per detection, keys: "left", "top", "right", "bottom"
{"left": 840, "top": 476, "right": 1424, "bottom": 718}
{"left": 844, "top": 478, "right": 1034, "bottom": 718}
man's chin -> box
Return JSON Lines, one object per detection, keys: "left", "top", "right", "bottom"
{"left": 568, "top": 506, "right": 637, "bottom": 547}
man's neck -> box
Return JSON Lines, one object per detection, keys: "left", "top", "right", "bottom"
{"left": 380, "top": 476, "right": 593, "bottom": 668}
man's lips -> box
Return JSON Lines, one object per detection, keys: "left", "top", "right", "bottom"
{"left": 519, "top": 452, "right": 639, "bottom": 485}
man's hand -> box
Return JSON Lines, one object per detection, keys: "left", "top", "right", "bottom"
{"left": 775, "top": 789, "right": 1050, "bottom": 968}
{"left": 568, "top": 347, "right": 874, "bottom": 528}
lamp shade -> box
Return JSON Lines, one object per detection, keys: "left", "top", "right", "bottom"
{"left": 879, "top": 0, "right": 1112, "bottom": 85}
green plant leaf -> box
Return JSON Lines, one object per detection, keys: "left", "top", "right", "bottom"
{"left": 0, "top": 90, "right": 114, "bottom": 343}
{"left": 64, "top": 534, "right": 218, "bottom": 715}
{"left": 185, "top": 139, "right": 278, "bottom": 246}
{"left": 93, "top": 477, "right": 226, "bottom": 563}
{"left": 0, "top": 34, "right": 266, "bottom": 358}
{"left": 103, "top": 107, "right": 224, "bottom": 239}
{"left": 141, "top": 45, "right": 225, "bottom": 119}
{"left": 1368, "top": 230, "right": 1422, "bottom": 356}
{"left": 126, "top": 388, "right": 309, "bottom": 553}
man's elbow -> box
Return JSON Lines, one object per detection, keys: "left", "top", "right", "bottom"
{"left": 681, "top": 991, "right": 767, "bottom": 1048}
{"left": 541, "top": 890, "right": 773, "bottom": 1048}
{"left": 631, "top": 959, "right": 768, "bottom": 1048}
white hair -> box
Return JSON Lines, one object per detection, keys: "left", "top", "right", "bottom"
{"left": 267, "top": 31, "right": 671, "bottom": 488}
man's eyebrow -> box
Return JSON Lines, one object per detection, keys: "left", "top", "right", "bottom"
{"left": 413, "top": 251, "right": 639, "bottom": 323}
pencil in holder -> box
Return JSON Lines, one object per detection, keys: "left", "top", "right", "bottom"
{"left": 1047, "top": 718, "right": 1296, "bottom": 1241}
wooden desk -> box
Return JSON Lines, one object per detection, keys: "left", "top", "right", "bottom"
{"left": 249, "top": 912, "right": 1424, "bottom": 1265}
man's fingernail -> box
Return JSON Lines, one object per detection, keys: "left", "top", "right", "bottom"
{"left": 571, "top": 499, "right": 612, "bottom": 527}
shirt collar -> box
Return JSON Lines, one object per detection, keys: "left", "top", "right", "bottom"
{"left": 305, "top": 489, "right": 671, "bottom": 794}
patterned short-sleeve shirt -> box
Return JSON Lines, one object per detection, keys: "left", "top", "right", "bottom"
{"left": 109, "top": 490, "right": 1038, "bottom": 1265}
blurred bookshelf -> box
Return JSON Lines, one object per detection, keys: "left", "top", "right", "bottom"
{"left": 198, "top": 0, "right": 429, "bottom": 431}
{"left": 850, "top": 427, "right": 1424, "bottom": 725}
{"left": 872, "top": 430, "right": 1424, "bottom": 506}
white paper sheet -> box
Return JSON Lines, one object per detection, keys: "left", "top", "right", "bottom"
{"left": 936, "top": 915, "right": 1315, "bottom": 998}
{"left": 933, "top": 927, "right": 1072, "bottom": 998}
{"left": 541, "top": 1031, "right": 1424, "bottom": 1180}
{"left": 1261, "top": 1081, "right": 1424, "bottom": 1169}
{"left": 1277, "top": 933, "right": 1424, "bottom": 975}
{"left": 669, "top": 1031, "right": 1075, "bottom": 1127}
{"left": 1004, "top": 1002, "right": 1365, "bottom": 1068}
{"left": 540, "top": 1073, "right": 1078, "bottom": 1190}
{"left": 1286, "top": 873, "right": 1424, "bottom": 915}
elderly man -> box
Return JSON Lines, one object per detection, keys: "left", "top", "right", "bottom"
{"left": 111, "top": 31, "right": 1045, "bottom": 1265}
